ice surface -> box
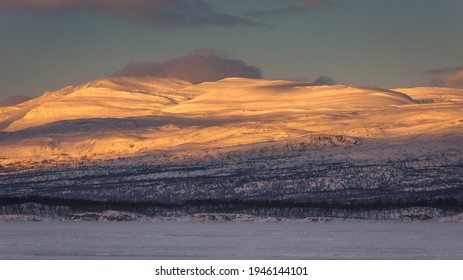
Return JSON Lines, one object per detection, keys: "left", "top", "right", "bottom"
{"left": 0, "top": 221, "right": 462, "bottom": 259}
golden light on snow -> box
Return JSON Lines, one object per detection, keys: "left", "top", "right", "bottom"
{"left": 1, "top": 77, "right": 462, "bottom": 165}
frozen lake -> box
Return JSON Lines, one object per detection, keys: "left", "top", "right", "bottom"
{"left": 0, "top": 221, "right": 462, "bottom": 259}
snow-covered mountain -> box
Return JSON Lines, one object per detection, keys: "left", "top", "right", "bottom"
{"left": 1, "top": 77, "right": 462, "bottom": 167}
{"left": 1, "top": 76, "right": 194, "bottom": 132}
{"left": 1, "top": 77, "right": 462, "bottom": 220}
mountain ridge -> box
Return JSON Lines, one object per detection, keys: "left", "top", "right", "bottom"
{"left": 1, "top": 76, "right": 462, "bottom": 168}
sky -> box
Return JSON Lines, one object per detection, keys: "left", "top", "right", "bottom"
{"left": 1, "top": 0, "right": 463, "bottom": 104}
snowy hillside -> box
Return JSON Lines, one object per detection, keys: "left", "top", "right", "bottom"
{"left": 1, "top": 77, "right": 462, "bottom": 167}
{"left": 0, "top": 77, "right": 462, "bottom": 220}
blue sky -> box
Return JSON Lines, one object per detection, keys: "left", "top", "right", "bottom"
{"left": 1, "top": 0, "right": 463, "bottom": 101}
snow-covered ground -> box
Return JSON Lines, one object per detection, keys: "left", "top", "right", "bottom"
{"left": 0, "top": 77, "right": 462, "bottom": 219}
{"left": 1, "top": 221, "right": 462, "bottom": 259}
{"left": 1, "top": 77, "right": 462, "bottom": 166}
{"left": 1, "top": 134, "right": 461, "bottom": 207}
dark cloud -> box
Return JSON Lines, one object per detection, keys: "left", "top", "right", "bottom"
{"left": 113, "top": 49, "right": 262, "bottom": 84}
{"left": 0, "top": 95, "right": 33, "bottom": 107}
{"left": 248, "top": 0, "right": 335, "bottom": 17}
{"left": 423, "top": 66, "right": 463, "bottom": 87}
{"left": 313, "top": 76, "right": 336, "bottom": 85}
{"left": 424, "top": 66, "right": 463, "bottom": 75}
{"left": 425, "top": 72, "right": 463, "bottom": 88}
{"left": 443, "top": 71, "right": 463, "bottom": 87}
{"left": 0, "top": 0, "right": 336, "bottom": 27}
{"left": 427, "top": 78, "right": 445, "bottom": 87}
{"left": 0, "top": 0, "right": 256, "bottom": 27}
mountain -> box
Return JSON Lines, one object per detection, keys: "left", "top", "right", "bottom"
{"left": 1, "top": 77, "right": 461, "bottom": 166}
{"left": 1, "top": 76, "right": 193, "bottom": 132}
{"left": 1, "top": 77, "right": 463, "bottom": 220}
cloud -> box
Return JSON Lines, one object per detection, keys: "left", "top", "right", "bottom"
{"left": 427, "top": 78, "right": 445, "bottom": 87}
{"left": 0, "top": 0, "right": 336, "bottom": 27}
{"left": 288, "top": 0, "right": 336, "bottom": 11}
{"left": 248, "top": 0, "right": 335, "bottom": 17}
{"left": 0, "top": 0, "right": 256, "bottom": 27}
{"left": 424, "top": 66, "right": 463, "bottom": 75}
{"left": 0, "top": 95, "right": 33, "bottom": 107}
{"left": 423, "top": 66, "right": 463, "bottom": 87}
{"left": 113, "top": 49, "right": 262, "bottom": 84}
{"left": 442, "top": 71, "right": 463, "bottom": 87}
{"left": 313, "top": 76, "right": 336, "bottom": 85}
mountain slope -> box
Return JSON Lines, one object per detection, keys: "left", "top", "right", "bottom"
{"left": 165, "top": 78, "right": 415, "bottom": 116}
{"left": 0, "top": 77, "right": 462, "bottom": 168}
{"left": 1, "top": 77, "right": 463, "bottom": 220}
{"left": 2, "top": 77, "right": 193, "bottom": 132}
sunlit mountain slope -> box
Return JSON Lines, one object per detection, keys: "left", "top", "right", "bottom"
{"left": 0, "top": 77, "right": 462, "bottom": 167}
{"left": 1, "top": 77, "right": 193, "bottom": 132}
